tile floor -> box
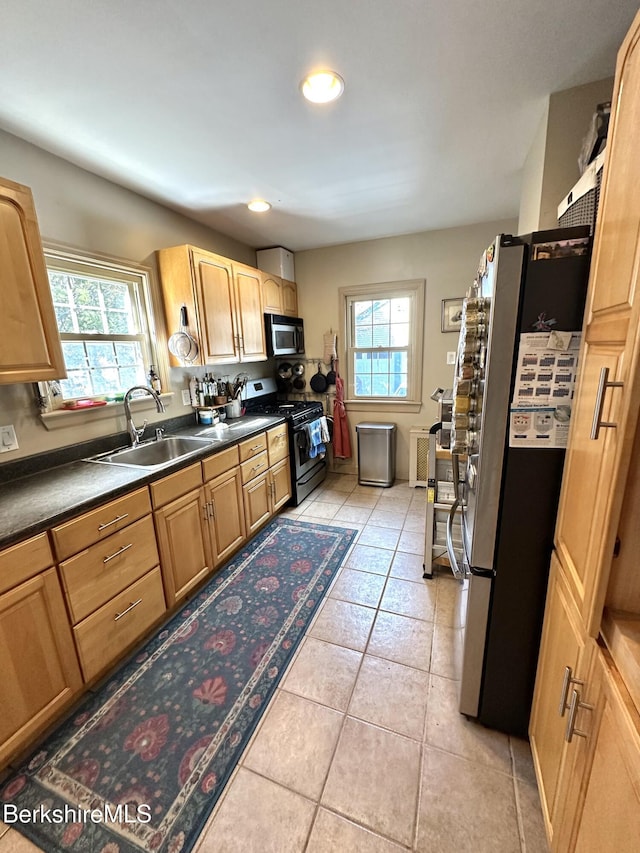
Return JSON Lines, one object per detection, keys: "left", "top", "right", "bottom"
{"left": 0, "top": 474, "right": 549, "bottom": 853}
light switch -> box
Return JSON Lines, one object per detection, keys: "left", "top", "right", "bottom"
{"left": 446, "top": 351, "right": 456, "bottom": 365}
{"left": 0, "top": 425, "right": 18, "bottom": 452}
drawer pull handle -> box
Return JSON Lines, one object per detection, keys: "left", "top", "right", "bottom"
{"left": 590, "top": 366, "right": 624, "bottom": 440}
{"left": 98, "top": 512, "right": 129, "bottom": 531}
{"left": 249, "top": 444, "right": 263, "bottom": 451}
{"left": 251, "top": 462, "right": 266, "bottom": 474}
{"left": 103, "top": 543, "right": 133, "bottom": 564}
{"left": 564, "top": 688, "right": 594, "bottom": 743}
{"left": 558, "top": 665, "right": 584, "bottom": 717}
{"left": 114, "top": 598, "right": 142, "bottom": 621}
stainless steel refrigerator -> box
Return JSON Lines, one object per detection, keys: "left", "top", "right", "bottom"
{"left": 447, "top": 227, "right": 592, "bottom": 737}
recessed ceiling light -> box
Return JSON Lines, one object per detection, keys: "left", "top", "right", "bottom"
{"left": 247, "top": 199, "right": 272, "bottom": 213}
{"left": 301, "top": 70, "right": 345, "bottom": 104}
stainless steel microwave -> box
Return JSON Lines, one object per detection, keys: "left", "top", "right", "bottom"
{"left": 264, "top": 314, "right": 305, "bottom": 356}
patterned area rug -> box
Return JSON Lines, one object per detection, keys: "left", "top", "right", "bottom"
{"left": 2, "top": 517, "right": 356, "bottom": 853}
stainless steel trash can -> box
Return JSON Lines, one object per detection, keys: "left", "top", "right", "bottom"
{"left": 356, "top": 422, "right": 396, "bottom": 487}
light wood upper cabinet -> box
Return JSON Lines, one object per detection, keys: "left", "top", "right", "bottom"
{"left": 531, "top": 12, "right": 640, "bottom": 851}
{"left": 262, "top": 272, "right": 298, "bottom": 317}
{"left": 554, "top": 15, "right": 640, "bottom": 637}
{"left": 0, "top": 177, "right": 66, "bottom": 384}
{"left": 157, "top": 245, "right": 267, "bottom": 365}
{"left": 281, "top": 279, "right": 298, "bottom": 316}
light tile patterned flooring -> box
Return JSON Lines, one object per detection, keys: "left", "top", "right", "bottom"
{"left": 0, "top": 474, "right": 549, "bottom": 853}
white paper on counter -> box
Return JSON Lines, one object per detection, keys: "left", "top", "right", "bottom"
{"left": 509, "top": 332, "right": 581, "bottom": 448}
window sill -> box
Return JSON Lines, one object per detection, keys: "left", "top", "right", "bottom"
{"left": 344, "top": 399, "right": 423, "bottom": 414}
{"left": 40, "top": 393, "right": 174, "bottom": 431}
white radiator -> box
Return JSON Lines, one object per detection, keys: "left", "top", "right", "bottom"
{"left": 409, "top": 426, "right": 431, "bottom": 487}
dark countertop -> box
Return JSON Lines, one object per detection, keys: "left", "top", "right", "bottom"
{"left": 0, "top": 415, "right": 285, "bottom": 551}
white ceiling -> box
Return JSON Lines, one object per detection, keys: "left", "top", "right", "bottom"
{"left": 1, "top": 1, "right": 637, "bottom": 252}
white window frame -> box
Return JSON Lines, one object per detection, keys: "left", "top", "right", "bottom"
{"left": 44, "top": 245, "right": 160, "bottom": 402}
{"left": 340, "top": 279, "right": 425, "bottom": 411}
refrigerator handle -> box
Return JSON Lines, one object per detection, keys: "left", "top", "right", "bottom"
{"left": 446, "top": 500, "right": 464, "bottom": 580}
{"left": 451, "top": 452, "right": 462, "bottom": 502}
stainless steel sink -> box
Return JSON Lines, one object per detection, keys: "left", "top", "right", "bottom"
{"left": 86, "top": 436, "right": 213, "bottom": 469}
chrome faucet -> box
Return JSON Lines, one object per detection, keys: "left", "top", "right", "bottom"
{"left": 123, "top": 386, "right": 166, "bottom": 447}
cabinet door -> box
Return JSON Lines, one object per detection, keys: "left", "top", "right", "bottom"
{"left": 154, "top": 487, "right": 212, "bottom": 606}
{"left": 0, "top": 177, "right": 66, "bottom": 383}
{"left": 267, "top": 423, "right": 289, "bottom": 466}
{"left": 554, "top": 21, "right": 640, "bottom": 636}
{"left": 205, "top": 467, "right": 246, "bottom": 565}
{"left": 529, "top": 553, "right": 592, "bottom": 844}
{"left": 192, "top": 250, "right": 239, "bottom": 363}
{"left": 281, "top": 279, "right": 298, "bottom": 317}
{"left": 0, "top": 568, "right": 82, "bottom": 767}
{"left": 569, "top": 648, "right": 640, "bottom": 853}
{"left": 270, "top": 458, "right": 292, "bottom": 512}
{"left": 243, "top": 472, "right": 271, "bottom": 535}
{"left": 262, "top": 273, "right": 283, "bottom": 314}
{"left": 234, "top": 264, "right": 267, "bottom": 361}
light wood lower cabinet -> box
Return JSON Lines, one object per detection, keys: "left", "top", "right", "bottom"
{"left": 0, "top": 535, "right": 82, "bottom": 767}
{"left": 73, "top": 568, "right": 166, "bottom": 683}
{"left": 243, "top": 457, "right": 292, "bottom": 535}
{"left": 204, "top": 467, "right": 245, "bottom": 565}
{"left": 530, "top": 554, "right": 593, "bottom": 844}
{"left": 154, "top": 484, "right": 212, "bottom": 607}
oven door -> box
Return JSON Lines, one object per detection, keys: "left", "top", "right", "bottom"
{"left": 292, "top": 423, "right": 327, "bottom": 503}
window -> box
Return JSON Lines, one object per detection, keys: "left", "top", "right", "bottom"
{"left": 45, "top": 248, "right": 158, "bottom": 401}
{"left": 341, "top": 280, "right": 425, "bottom": 405}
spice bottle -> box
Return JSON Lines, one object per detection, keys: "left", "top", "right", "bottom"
{"left": 148, "top": 365, "right": 162, "bottom": 393}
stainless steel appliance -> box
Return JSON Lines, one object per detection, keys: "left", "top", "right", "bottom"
{"left": 264, "top": 314, "right": 305, "bottom": 357}
{"left": 447, "top": 227, "right": 592, "bottom": 736}
{"left": 243, "top": 378, "right": 326, "bottom": 505}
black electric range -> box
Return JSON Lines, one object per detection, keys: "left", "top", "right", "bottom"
{"left": 243, "top": 379, "right": 327, "bottom": 505}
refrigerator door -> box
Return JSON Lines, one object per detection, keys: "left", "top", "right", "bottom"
{"left": 465, "top": 239, "right": 525, "bottom": 572}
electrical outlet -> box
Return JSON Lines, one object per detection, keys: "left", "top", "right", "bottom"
{"left": 446, "top": 351, "right": 456, "bottom": 365}
{"left": 181, "top": 390, "right": 191, "bottom": 406}
{"left": 0, "top": 424, "right": 19, "bottom": 452}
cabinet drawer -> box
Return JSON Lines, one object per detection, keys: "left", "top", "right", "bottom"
{"left": 241, "top": 450, "right": 269, "bottom": 484}
{"left": 267, "top": 424, "right": 289, "bottom": 466}
{"left": 202, "top": 445, "right": 239, "bottom": 481}
{"left": 52, "top": 489, "right": 151, "bottom": 561}
{"left": 150, "top": 463, "right": 203, "bottom": 508}
{"left": 73, "top": 567, "right": 166, "bottom": 683}
{"left": 60, "top": 515, "right": 159, "bottom": 624}
{"left": 238, "top": 432, "right": 267, "bottom": 463}
{"left": 0, "top": 533, "right": 53, "bottom": 594}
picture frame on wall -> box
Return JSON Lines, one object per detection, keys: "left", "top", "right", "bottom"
{"left": 441, "top": 298, "right": 464, "bottom": 333}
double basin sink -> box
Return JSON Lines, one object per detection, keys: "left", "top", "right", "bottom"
{"left": 86, "top": 417, "right": 275, "bottom": 471}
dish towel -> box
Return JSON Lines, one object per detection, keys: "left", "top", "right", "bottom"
{"left": 306, "top": 418, "right": 326, "bottom": 459}
{"left": 319, "top": 416, "right": 330, "bottom": 443}
{"left": 323, "top": 331, "right": 337, "bottom": 363}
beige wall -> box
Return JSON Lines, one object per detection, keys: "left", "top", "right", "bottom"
{"left": 518, "top": 78, "right": 613, "bottom": 233}
{"left": 0, "top": 130, "right": 260, "bottom": 461}
{"left": 295, "top": 219, "right": 517, "bottom": 480}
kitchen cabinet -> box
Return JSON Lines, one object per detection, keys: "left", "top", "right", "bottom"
{"left": 152, "top": 463, "right": 212, "bottom": 606}
{"left": 530, "top": 11, "right": 640, "bottom": 850}
{"left": 241, "top": 427, "right": 292, "bottom": 535}
{"left": 51, "top": 488, "right": 166, "bottom": 683}
{"left": 0, "top": 176, "right": 66, "bottom": 384}
{"left": 157, "top": 244, "right": 267, "bottom": 366}
{"left": 202, "top": 445, "right": 246, "bottom": 566}
{"left": 0, "top": 534, "right": 82, "bottom": 767}
{"left": 262, "top": 272, "right": 298, "bottom": 317}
